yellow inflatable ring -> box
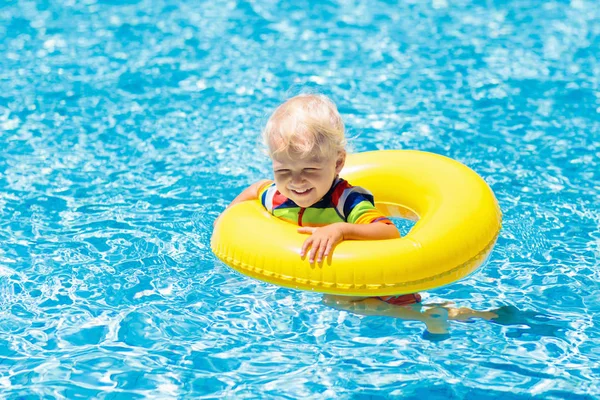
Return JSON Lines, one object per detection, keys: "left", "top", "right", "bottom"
{"left": 211, "top": 150, "right": 502, "bottom": 296}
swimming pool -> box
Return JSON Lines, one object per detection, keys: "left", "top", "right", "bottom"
{"left": 1, "top": 0, "right": 598, "bottom": 397}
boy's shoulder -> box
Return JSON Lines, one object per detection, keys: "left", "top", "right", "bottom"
{"left": 330, "top": 178, "right": 352, "bottom": 202}
{"left": 330, "top": 178, "right": 374, "bottom": 207}
{"left": 259, "top": 180, "right": 296, "bottom": 210}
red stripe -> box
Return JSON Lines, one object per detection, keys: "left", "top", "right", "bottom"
{"left": 298, "top": 208, "right": 305, "bottom": 226}
{"left": 272, "top": 191, "right": 287, "bottom": 208}
{"left": 330, "top": 180, "right": 350, "bottom": 207}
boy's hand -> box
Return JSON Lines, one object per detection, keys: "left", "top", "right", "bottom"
{"left": 298, "top": 223, "right": 346, "bottom": 263}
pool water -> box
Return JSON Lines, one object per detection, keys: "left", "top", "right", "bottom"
{"left": 1, "top": 0, "right": 599, "bottom": 398}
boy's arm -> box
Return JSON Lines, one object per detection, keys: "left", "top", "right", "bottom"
{"left": 338, "top": 221, "right": 400, "bottom": 240}
{"left": 298, "top": 222, "right": 399, "bottom": 263}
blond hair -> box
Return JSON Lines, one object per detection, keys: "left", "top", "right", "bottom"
{"left": 263, "top": 94, "right": 346, "bottom": 159}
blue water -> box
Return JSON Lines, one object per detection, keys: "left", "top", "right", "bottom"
{"left": 1, "top": 0, "right": 599, "bottom": 398}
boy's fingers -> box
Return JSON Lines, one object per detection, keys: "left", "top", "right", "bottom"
{"left": 324, "top": 240, "right": 334, "bottom": 258}
{"left": 298, "top": 227, "right": 316, "bottom": 235}
{"left": 300, "top": 237, "right": 313, "bottom": 257}
{"left": 317, "top": 239, "right": 328, "bottom": 262}
{"left": 309, "top": 240, "right": 321, "bottom": 263}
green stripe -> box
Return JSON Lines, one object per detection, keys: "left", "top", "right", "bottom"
{"left": 273, "top": 207, "right": 344, "bottom": 225}
{"left": 273, "top": 208, "right": 301, "bottom": 223}
{"left": 301, "top": 208, "right": 344, "bottom": 224}
{"left": 346, "top": 201, "right": 376, "bottom": 224}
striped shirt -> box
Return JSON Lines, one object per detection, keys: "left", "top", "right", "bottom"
{"left": 258, "top": 178, "right": 392, "bottom": 227}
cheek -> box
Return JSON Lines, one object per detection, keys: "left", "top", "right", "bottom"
{"left": 273, "top": 176, "right": 288, "bottom": 191}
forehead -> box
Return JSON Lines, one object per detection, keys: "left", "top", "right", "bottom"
{"left": 271, "top": 151, "right": 325, "bottom": 166}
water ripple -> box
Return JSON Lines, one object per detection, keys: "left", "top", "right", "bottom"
{"left": 1, "top": 0, "right": 599, "bottom": 397}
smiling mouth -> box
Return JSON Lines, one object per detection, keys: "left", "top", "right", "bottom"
{"left": 291, "top": 188, "right": 313, "bottom": 196}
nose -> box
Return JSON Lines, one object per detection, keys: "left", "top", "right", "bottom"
{"left": 290, "top": 171, "right": 305, "bottom": 185}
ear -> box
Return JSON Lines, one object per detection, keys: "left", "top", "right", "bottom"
{"left": 335, "top": 151, "right": 346, "bottom": 174}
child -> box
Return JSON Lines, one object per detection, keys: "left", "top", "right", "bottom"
{"left": 223, "top": 93, "right": 420, "bottom": 306}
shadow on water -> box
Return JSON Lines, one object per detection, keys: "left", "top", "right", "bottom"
{"left": 322, "top": 295, "right": 569, "bottom": 342}
{"left": 484, "top": 304, "right": 569, "bottom": 339}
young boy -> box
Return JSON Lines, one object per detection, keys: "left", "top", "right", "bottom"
{"left": 224, "top": 93, "right": 420, "bottom": 305}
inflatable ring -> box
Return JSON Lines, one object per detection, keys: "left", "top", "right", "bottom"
{"left": 211, "top": 150, "right": 502, "bottom": 296}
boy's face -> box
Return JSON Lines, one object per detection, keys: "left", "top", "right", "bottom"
{"left": 271, "top": 149, "right": 346, "bottom": 208}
